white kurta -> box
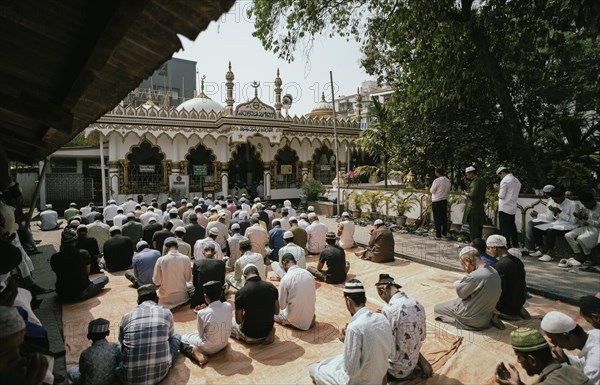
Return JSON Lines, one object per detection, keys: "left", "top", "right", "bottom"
{"left": 181, "top": 300, "right": 232, "bottom": 355}
{"left": 277, "top": 265, "right": 316, "bottom": 330}
{"left": 306, "top": 221, "right": 328, "bottom": 254}
{"left": 338, "top": 220, "right": 355, "bottom": 250}
{"left": 311, "top": 307, "right": 393, "bottom": 385}
{"left": 152, "top": 250, "right": 192, "bottom": 309}
{"left": 567, "top": 329, "right": 600, "bottom": 385}
{"left": 193, "top": 238, "right": 224, "bottom": 260}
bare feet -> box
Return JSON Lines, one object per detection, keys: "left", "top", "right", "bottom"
{"left": 191, "top": 346, "right": 208, "bottom": 366}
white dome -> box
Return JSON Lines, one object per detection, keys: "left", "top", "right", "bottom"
{"left": 177, "top": 95, "right": 223, "bottom": 113}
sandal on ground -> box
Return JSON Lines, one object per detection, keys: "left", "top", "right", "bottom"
{"left": 567, "top": 257, "right": 582, "bottom": 267}
{"left": 557, "top": 259, "right": 569, "bottom": 268}
{"left": 538, "top": 254, "right": 553, "bottom": 262}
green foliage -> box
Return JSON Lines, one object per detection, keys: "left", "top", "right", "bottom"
{"left": 392, "top": 193, "right": 417, "bottom": 217}
{"left": 301, "top": 179, "right": 326, "bottom": 201}
{"left": 547, "top": 160, "right": 597, "bottom": 193}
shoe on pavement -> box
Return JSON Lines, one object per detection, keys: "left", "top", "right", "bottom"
{"left": 567, "top": 258, "right": 582, "bottom": 267}
{"left": 530, "top": 250, "right": 543, "bottom": 257}
{"left": 519, "top": 307, "right": 531, "bottom": 320}
{"left": 538, "top": 254, "right": 553, "bottom": 262}
{"left": 557, "top": 258, "right": 569, "bottom": 268}
{"left": 491, "top": 314, "right": 506, "bottom": 330}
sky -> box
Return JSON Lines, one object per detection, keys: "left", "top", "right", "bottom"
{"left": 172, "top": 0, "right": 370, "bottom": 115}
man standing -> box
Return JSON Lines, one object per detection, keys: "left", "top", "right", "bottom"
{"left": 162, "top": 227, "right": 191, "bottom": 258}
{"left": 306, "top": 213, "right": 328, "bottom": 256}
{"left": 190, "top": 245, "right": 226, "bottom": 308}
{"left": 121, "top": 213, "right": 143, "bottom": 246}
{"left": 271, "top": 231, "right": 306, "bottom": 279}
{"left": 39, "top": 204, "right": 62, "bottom": 231}
{"left": 227, "top": 223, "right": 245, "bottom": 269}
{"left": 117, "top": 284, "right": 181, "bottom": 385}
{"left": 244, "top": 217, "right": 269, "bottom": 257}
{"left": 375, "top": 274, "right": 432, "bottom": 382}
{"left": 205, "top": 213, "right": 228, "bottom": 252}
{"left": 462, "top": 166, "right": 486, "bottom": 241}
{"left": 356, "top": 219, "right": 395, "bottom": 263}
{"left": 494, "top": 167, "right": 522, "bottom": 248}
{"left": 103, "top": 226, "right": 134, "bottom": 272}
{"left": 274, "top": 254, "right": 316, "bottom": 330}
{"left": 434, "top": 246, "right": 502, "bottom": 330}
{"left": 289, "top": 217, "right": 308, "bottom": 249}
{"left": 337, "top": 212, "right": 356, "bottom": 250}
{"left": 142, "top": 218, "right": 162, "bottom": 245}
{"left": 540, "top": 311, "right": 600, "bottom": 385}
{"left": 153, "top": 237, "right": 192, "bottom": 310}
{"left": 183, "top": 213, "right": 205, "bottom": 250}
{"left": 125, "top": 241, "right": 161, "bottom": 288}
{"left": 268, "top": 219, "right": 286, "bottom": 262}
{"left": 113, "top": 207, "right": 128, "bottom": 228}
{"left": 102, "top": 199, "right": 120, "bottom": 226}
{"left": 309, "top": 279, "right": 393, "bottom": 384}
{"left": 486, "top": 235, "right": 529, "bottom": 320}
{"left": 63, "top": 203, "right": 79, "bottom": 222}
{"left": 231, "top": 264, "right": 279, "bottom": 345}
{"left": 87, "top": 213, "right": 110, "bottom": 253}
{"left": 566, "top": 191, "right": 600, "bottom": 266}
{"left": 180, "top": 281, "right": 232, "bottom": 366}
{"left": 495, "top": 328, "right": 593, "bottom": 385}
{"left": 308, "top": 232, "right": 349, "bottom": 284}
{"left": 430, "top": 167, "right": 452, "bottom": 240}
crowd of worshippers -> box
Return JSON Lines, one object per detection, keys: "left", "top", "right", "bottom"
{"left": 1, "top": 187, "right": 600, "bottom": 385}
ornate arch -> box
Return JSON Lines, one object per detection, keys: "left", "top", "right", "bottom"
{"left": 228, "top": 143, "right": 264, "bottom": 189}
{"left": 275, "top": 145, "right": 300, "bottom": 189}
{"left": 125, "top": 140, "right": 168, "bottom": 195}
{"left": 185, "top": 143, "right": 216, "bottom": 194}
{"left": 312, "top": 145, "right": 336, "bottom": 184}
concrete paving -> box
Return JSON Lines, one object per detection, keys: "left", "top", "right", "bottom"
{"left": 319, "top": 216, "right": 600, "bottom": 306}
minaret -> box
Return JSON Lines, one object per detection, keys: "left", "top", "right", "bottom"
{"left": 274, "top": 68, "right": 282, "bottom": 118}
{"left": 225, "top": 61, "right": 235, "bottom": 115}
{"left": 355, "top": 87, "right": 362, "bottom": 119}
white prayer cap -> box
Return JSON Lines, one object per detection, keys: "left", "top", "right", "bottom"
{"left": 147, "top": 206, "right": 154, "bottom": 211}
{"left": 231, "top": 223, "right": 240, "bottom": 230}
{"left": 0, "top": 306, "right": 26, "bottom": 338}
{"left": 541, "top": 311, "right": 577, "bottom": 334}
{"left": 486, "top": 234, "right": 507, "bottom": 248}
{"left": 136, "top": 240, "right": 149, "bottom": 251}
{"left": 307, "top": 205, "right": 315, "bottom": 212}
{"left": 219, "top": 212, "right": 227, "bottom": 219}
{"left": 239, "top": 211, "right": 248, "bottom": 219}
{"left": 283, "top": 231, "right": 294, "bottom": 239}
{"left": 209, "top": 227, "right": 220, "bottom": 235}
{"left": 465, "top": 166, "right": 476, "bottom": 173}
{"left": 77, "top": 224, "right": 87, "bottom": 231}
{"left": 284, "top": 200, "right": 292, "bottom": 207}
{"left": 342, "top": 212, "right": 350, "bottom": 217}
{"left": 70, "top": 202, "right": 77, "bottom": 207}
{"left": 373, "top": 219, "right": 384, "bottom": 226}
{"left": 108, "top": 199, "right": 116, "bottom": 204}
{"left": 109, "top": 226, "right": 121, "bottom": 233}
{"left": 496, "top": 166, "right": 508, "bottom": 175}
{"left": 117, "top": 207, "right": 124, "bottom": 213}
{"left": 186, "top": 203, "right": 193, "bottom": 208}
{"left": 271, "top": 205, "right": 276, "bottom": 210}
{"left": 148, "top": 217, "right": 157, "bottom": 223}
{"left": 169, "top": 208, "right": 178, "bottom": 214}
{"left": 243, "top": 263, "right": 258, "bottom": 274}
{"left": 300, "top": 213, "right": 308, "bottom": 219}
{"left": 343, "top": 280, "right": 365, "bottom": 294}
{"left": 45, "top": 204, "right": 53, "bottom": 209}
{"left": 195, "top": 205, "right": 203, "bottom": 211}
{"left": 126, "top": 212, "right": 135, "bottom": 218}
{"left": 289, "top": 216, "right": 297, "bottom": 222}
{"left": 508, "top": 248, "right": 522, "bottom": 258}
{"left": 254, "top": 197, "right": 261, "bottom": 203}
{"left": 459, "top": 246, "right": 478, "bottom": 257}
{"left": 174, "top": 226, "right": 186, "bottom": 233}
{"left": 542, "top": 185, "right": 555, "bottom": 193}
{"left": 308, "top": 212, "right": 317, "bottom": 219}
{"left": 181, "top": 198, "right": 187, "bottom": 203}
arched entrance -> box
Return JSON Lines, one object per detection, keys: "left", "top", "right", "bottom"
{"left": 186, "top": 144, "right": 216, "bottom": 196}
{"left": 229, "top": 143, "right": 264, "bottom": 191}
{"left": 127, "top": 140, "right": 165, "bottom": 195}
{"left": 275, "top": 145, "right": 299, "bottom": 189}
{"left": 313, "top": 145, "right": 336, "bottom": 184}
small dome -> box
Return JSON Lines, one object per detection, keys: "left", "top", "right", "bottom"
{"left": 176, "top": 76, "right": 224, "bottom": 114}
{"left": 307, "top": 92, "right": 333, "bottom": 118}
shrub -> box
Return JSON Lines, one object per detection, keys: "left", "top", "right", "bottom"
{"left": 301, "top": 179, "right": 326, "bottom": 201}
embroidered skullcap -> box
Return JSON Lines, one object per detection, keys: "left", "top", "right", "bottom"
{"left": 460, "top": 246, "right": 477, "bottom": 257}
{"left": 540, "top": 311, "right": 577, "bottom": 334}
{"left": 343, "top": 280, "right": 366, "bottom": 294}
{"left": 231, "top": 223, "right": 240, "bottom": 230}
{"left": 175, "top": 226, "right": 186, "bottom": 233}
{"left": 209, "top": 227, "right": 220, "bottom": 235}
{"left": 325, "top": 232, "right": 336, "bottom": 240}
{"left": 486, "top": 234, "right": 506, "bottom": 248}
{"left": 207, "top": 194, "right": 213, "bottom": 198}
{"left": 465, "top": 166, "right": 476, "bottom": 173}
{"left": 70, "top": 202, "right": 77, "bottom": 207}
{"left": 136, "top": 240, "right": 149, "bottom": 251}
{"left": 61, "top": 228, "right": 78, "bottom": 243}
{"left": 137, "top": 284, "right": 157, "bottom": 298}
{"left": 510, "top": 328, "right": 549, "bottom": 352}
{"left": 0, "top": 306, "right": 25, "bottom": 338}
{"left": 307, "top": 206, "right": 315, "bottom": 212}
{"left": 88, "top": 318, "right": 110, "bottom": 334}
{"left": 239, "top": 238, "right": 251, "bottom": 248}
{"left": 373, "top": 219, "right": 384, "bottom": 226}
{"left": 542, "top": 185, "right": 555, "bottom": 193}
{"left": 496, "top": 166, "right": 508, "bottom": 175}
{"left": 283, "top": 231, "right": 294, "bottom": 240}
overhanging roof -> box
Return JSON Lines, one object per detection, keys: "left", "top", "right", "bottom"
{"left": 0, "top": 0, "right": 235, "bottom": 163}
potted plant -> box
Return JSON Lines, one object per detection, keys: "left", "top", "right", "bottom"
{"left": 301, "top": 179, "right": 326, "bottom": 213}
{"left": 347, "top": 190, "right": 363, "bottom": 218}
{"left": 391, "top": 193, "right": 417, "bottom": 227}
{"left": 361, "top": 190, "right": 385, "bottom": 220}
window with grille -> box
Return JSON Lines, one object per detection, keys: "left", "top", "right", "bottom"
{"left": 313, "top": 146, "right": 336, "bottom": 184}
{"left": 276, "top": 146, "right": 298, "bottom": 189}
{"left": 187, "top": 144, "right": 215, "bottom": 194}
{"left": 127, "top": 141, "right": 165, "bottom": 195}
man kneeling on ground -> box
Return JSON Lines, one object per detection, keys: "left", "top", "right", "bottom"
{"left": 274, "top": 253, "right": 316, "bottom": 330}
{"left": 308, "top": 232, "right": 349, "bottom": 284}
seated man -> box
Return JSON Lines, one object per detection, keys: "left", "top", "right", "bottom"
{"left": 565, "top": 191, "right": 600, "bottom": 266}
{"left": 117, "top": 284, "right": 181, "bottom": 385}
{"left": 226, "top": 238, "right": 267, "bottom": 290}
{"left": 103, "top": 226, "right": 134, "bottom": 272}
{"left": 540, "top": 311, "right": 599, "bottom": 385}
{"left": 523, "top": 184, "right": 555, "bottom": 251}
{"left": 125, "top": 241, "right": 161, "bottom": 288}
{"left": 530, "top": 188, "right": 580, "bottom": 262}
{"left": 355, "top": 219, "right": 395, "bottom": 263}
{"left": 472, "top": 237, "right": 497, "bottom": 266}
{"left": 337, "top": 212, "right": 356, "bottom": 250}
{"left": 274, "top": 254, "right": 316, "bottom": 330}
{"left": 268, "top": 219, "right": 286, "bottom": 262}
{"left": 67, "top": 318, "right": 121, "bottom": 385}
{"left": 153, "top": 237, "right": 192, "bottom": 310}
{"left": 190, "top": 244, "right": 226, "bottom": 308}
{"left": 309, "top": 279, "right": 393, "bottom": 384}
{"left": 39, "top": 204, "right": 62, "bottom": 231}
{"left": 580, "top": 294, "right": 600, "bottom": 329}
{"left": 434, "top": 246, "right": 502, "bottom": 330}
{"left": 230, "top": 264, "right": 279, "bottom": 345}
{"left": 180, "top": 281, "right": 232, "bottom": 366}
{"left": 375, "top": 274, "right": 432, "bottom": 382}
{"left": 76, "top": 224, "right": 102, "bottom": 274}
{"left": 308, "top": 232, "right": 349, "bottom": 284}
{"left": 495, "top": 328, "right": 592, "bottom": 385}
{"left": 63, "top": 202, "right": 79, "bottom": 222}
{"left": 271, "top": 231, "right": 306, "bottom": 279}
{"left": 486, "top": 235, "right": 529, "bottom": 320}
{"left": 50, "top": 229, "right": 108, "bottom": 303}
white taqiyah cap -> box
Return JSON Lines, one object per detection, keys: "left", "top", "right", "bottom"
{"left": 342, "top": 212, "right": 350, "bottom": 217}
{"left": 174, "top": 226, "right": 186, "bottom": 233}
{"left": 283, "top": 231, "right": 294, "bottom": 239}
{"left": 109, "top": 226, "right": 121, "bottom": 233}
{"left": 373, "top": 219, "right": 384, "bottom": 226}
{"left": 169, "top": 208, "right": 178, "bottom": 214}
{"left": 308, "top": 212, "right": 317, "bottom": 219}
{"left": 507, "top": 248, "right": 522, "bottom": 258}
{"left": 460, "top": 246, "right": 477, "bottom": 257}
{"left": 307, "top": 206, "right": 315, "bottom": 211}
{"left": 209, "top": 227, "right": 220, "bottom": 235}
{"left": 0, "top": 306, "right": 26, "bottom": 338}
{"left": 231, "top": 223, "right": 240, "bottom": 230}
{"left": 136, "top": 240, "right": 148, "bottom": 251}
{"left": 465, "top": 166, "right": 476, "bottom": 173}
{"left": 540, "top": 311, "right": 577, "bottom": 334}
{"left": 542, "top": 185, "right": 555, "bottom": 193}
{"left": 496, "top": 166, "right": 508, "bottom": 175}
{"left": 486, "top": 234, "right": 507, "bottom": 248}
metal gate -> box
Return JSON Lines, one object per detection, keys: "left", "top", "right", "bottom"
{"left": 46, "top": 173, "right": 94, "bottom": 202}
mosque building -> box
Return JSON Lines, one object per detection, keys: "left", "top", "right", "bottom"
{"left": 48, "top": 62, "right": 372, "bottom": 203}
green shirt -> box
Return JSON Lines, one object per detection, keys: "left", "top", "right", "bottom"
{"left": 536, "top": 363, "right": 593, "bottom": 385}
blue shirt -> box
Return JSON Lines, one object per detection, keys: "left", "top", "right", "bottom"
{"left": 480, "top": 252, "right": 497, "bottom": 267}
{"left": 268, "top": 226, "right": 286, "bottom": 261}
{"left": 132, "top": 248, "right": 161, "bottom": 286}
